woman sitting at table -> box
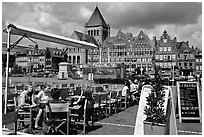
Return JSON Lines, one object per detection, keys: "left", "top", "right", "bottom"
{"left": 18, "top": 84, "right": 36, "bottom": 127}
{"left": 34, "top": 85, "right": 51, "bottom": 130}
{"left": 72, "top": 88, "right": 94, "bottom": 126}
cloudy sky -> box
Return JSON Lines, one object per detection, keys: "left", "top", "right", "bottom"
{"left": 2, "top": 2, "right": 202, "bottom": 49}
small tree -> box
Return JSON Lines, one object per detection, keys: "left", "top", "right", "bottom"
{"left": 144, "top": 68, "right": 166, "bottom": 124}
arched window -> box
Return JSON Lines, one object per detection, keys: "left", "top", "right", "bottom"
{"left": 69, "top": 56, "right": 72, "bottom": 63}
{"left": 77, "top": 55, "right": 80, "bottom": 64}
{"left": 73, "top": 56, "right": 76, "bottom": 64}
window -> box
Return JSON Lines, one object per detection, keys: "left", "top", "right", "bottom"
{"left": 189, "top": 63, "right": 192, "bottom": 66}
{"left": 164, "top": 47, "right": 167, "bottom": 51}
{"left": 196, "top": 59, "right": 199, "bottom": 62}
{"left": 168, "top": 47, "right": 171, "bottom": 51}
{"left": 97, "top": 30, "right": 99, "bottom": 36}
{"left": 179, "top": 63, "right": 181, "bottom": 66}
{"left": 94, "top": 30, "right": 96, "bottom": 36}
{"left": 184, "top": 63, "right": 187, "bottom": 67}
{"left": 196, "top": 66, "right": 199, "bottom": 70}
{"left": 159, "top": 47, "right": 163, "bottom": 52}
{"left": 88, "top": 30, "right": 90, "bottom": 35}
{"left": 200, "top": 65, "right": 202, "bottom": 70}
{"left": 172, "top": 55, "right": 176, "bottom": 60}
{"left": 184, "top": 55, "right": 187, "bottom": 60}
{"left": 160, "top": 55, "right": 163, "bottom": 60}
{"left": 163, "top": 39, "right": 167, "bottom": 43}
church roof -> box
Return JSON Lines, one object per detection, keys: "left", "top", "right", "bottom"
{"left": 86, "top": 6, "right": 108, "bottom": 28}
{"left": 71, "top": 30, "right": 99, "bottom": 47}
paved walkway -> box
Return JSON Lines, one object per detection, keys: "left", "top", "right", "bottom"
{"left": 88, "top": 105, "right": 138, "bottom": 135}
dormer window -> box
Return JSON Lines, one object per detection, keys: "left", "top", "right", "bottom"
{"left": 163, "top": 39, "right": 167, "bottom": 43}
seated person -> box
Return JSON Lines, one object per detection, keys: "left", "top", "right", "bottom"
{"left": 46, "top": 88, "right": 67, "bottom": 120}
{"left": 34, "top": 85, "right": 51, "bottom": 129}
{"left": 72, "top": 88, "right": 94, "bottom": 126}
{"left": 18, "top": 84, "right": 34, "bottom": 108}
{"left": 129, "top": 79, "right": 139, "bottom": 102}
{"left": 18, "top": 84, "right": 35, "bottom": 127}
{"left": 121, "top": 81, "right": 130, "bottom": 98}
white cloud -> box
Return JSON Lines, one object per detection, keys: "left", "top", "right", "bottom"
{"left": 80, "top": 6, "right": 92, "bottom": 18}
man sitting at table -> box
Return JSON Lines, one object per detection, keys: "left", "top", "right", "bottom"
{"left": 34, "top": 85, "right": 51, "bottom": 130}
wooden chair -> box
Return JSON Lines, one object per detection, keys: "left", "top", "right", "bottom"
{"left": 2, "top": 110, "right": 19, "bottom": 135}
{"left": 17, "top": 105, "right": 36, "bottom": 133}
{"left": 5, "top": 93, "right": 18, "bottom": 112}
{"left": 60, "top": 88, "right": 71, "bottom": 101}
{"left": 111, "top": 84, "right": 117, "bottom": 90}
{"left": 93, "top": 93, "right": 108, "bottom": 120}
{"left": 69, "top": 99, "right": 94, "bottom": 134}
{"left": 117, "top": 90, "right": 129, "bottom": 110}
{"left": 45, "top": 102, "right": 70, "bottom": 135}
{"left": 15, "top": 85, "right": 23, "bottom": 93}
{"left": 95, "top": 86, "right": 104, "bottom": 92}
{"left": 107, "top": 90, "right": 118, "bottom": 114}
{"left": 74, "top": 87, "right": 82, "bottom": 96}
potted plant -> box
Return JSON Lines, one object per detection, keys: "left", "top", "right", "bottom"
{"left": 143, "top": 69, "right": 168, "bottom": 135}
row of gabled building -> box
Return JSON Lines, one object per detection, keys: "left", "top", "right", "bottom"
{"left": 2, "top": 5, "right": 202, "bottom": 77}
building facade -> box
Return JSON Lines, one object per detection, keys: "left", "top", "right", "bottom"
{"left": 194, "top": 47, "right": 202, "bottom": 76}
{"left": 155, "top": 30, "right": 177, "bottom": 77}
{"left": 84, "top": 6, "right": 110, "bottom": 65}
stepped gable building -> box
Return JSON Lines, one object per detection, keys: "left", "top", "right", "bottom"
{"left": 102, "top": 30, "right": 134, "bottom": 67}
{"left": 15, "top": 45, "right": 63, "bottom": 73}
{"left": 154, "top": 30, "right": 178, "bottom": 76}
{"left": 176, "top": 41, "right": 195, "bottom": 76}
{"left": 194, "top": 47, "right": 202, "bottom": 76}
{"left": 132, "top": 30, "right": 155, "bottom": 73}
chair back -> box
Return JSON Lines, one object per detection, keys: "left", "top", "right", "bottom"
{"left": 74, "top": 87, "right": 81, "bottom": 95}
{"left": 117, "top": 90, "right": 122, "bottom": 98}
{"left": 2, "top": 110, "right": 18, "bottom": 125}
{"left": 95, "top": 86, "right": 104, "bottom": 93}
{"left": 60, "top": 88, "right": 70, "bottom": 101}
{"left": 7, "top": 93, "right": 18, "bottom": 107}
{"left": 2, "top": 110, "right": 18, "bottom": 135}
{"left": 16, "top": 85, "right": 23, "bottom": 93}
{"left": 46, "top": 102, "right": 69, "bottom": 113}
{"left": 99, "top": 93, "right": 108, "bottom": 101}
{"left": 110, "top": 91, "right": 117, "bottom": 99}
{"left": 45, "top": 102, "right": 69, "bottom": 135}
{"left": 9, "top": 86, "right": 16, "bottom": 94}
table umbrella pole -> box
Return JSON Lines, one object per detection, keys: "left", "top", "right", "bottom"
{"left": 4, "top": 25, "right": 11, "bottom": 114}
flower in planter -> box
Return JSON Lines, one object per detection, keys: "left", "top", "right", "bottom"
{"left": 143, "top": 70, "right": 167, "bottom": 125}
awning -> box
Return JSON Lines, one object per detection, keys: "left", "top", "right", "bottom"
{"left": 3, "top": 23, "right": 97, "bottom": 49}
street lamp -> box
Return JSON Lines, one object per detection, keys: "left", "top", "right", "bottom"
{"left": 129, "top": 45, "right": 132, "bottom": 74}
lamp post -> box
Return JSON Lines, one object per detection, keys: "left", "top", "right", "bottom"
{"left": 28, "top": 51, "right": 32, "bottom": 84}
{"left": 172, "top": 65, "right": 175, "bottom": 86}
{"left": 129, "top": 45, "right": 132, "bottom": 75}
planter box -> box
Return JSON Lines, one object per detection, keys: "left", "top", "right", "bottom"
{"left": 143, "top": 121, "right": 168, "bottom": 135}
